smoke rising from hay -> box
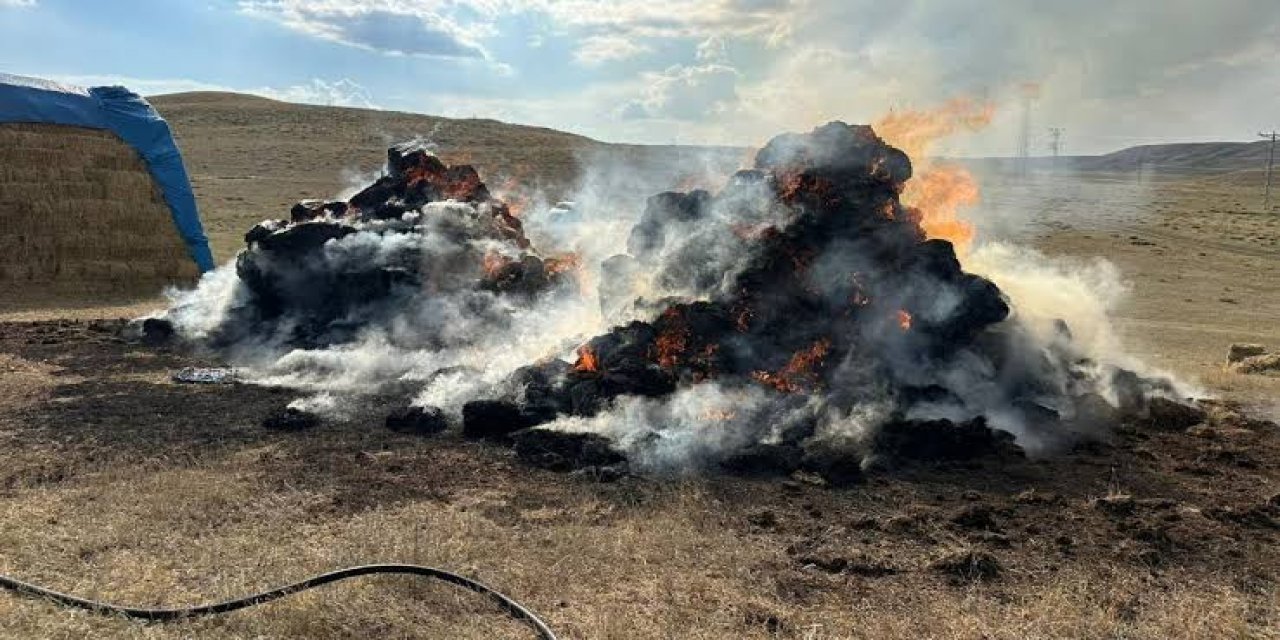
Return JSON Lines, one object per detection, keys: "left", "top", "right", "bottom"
{"left": 154, "top": 116, "right": 1192, "bottom": 477}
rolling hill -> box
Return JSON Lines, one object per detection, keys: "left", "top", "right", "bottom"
{"left": 1083, "top": 139, "right": 1274, "bottom": 172}
{"left": 149, "top": 92, "right": 743, "bottom": 260}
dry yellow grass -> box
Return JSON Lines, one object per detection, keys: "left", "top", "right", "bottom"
{"left": 0, "top": 445, "right": 1273, "bottom": 639}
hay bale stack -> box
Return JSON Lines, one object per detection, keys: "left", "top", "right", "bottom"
{"left": 0, "top": 123, "right": 199, "bottom": 298}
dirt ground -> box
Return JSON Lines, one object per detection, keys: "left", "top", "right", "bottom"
{"left": 2, "top": 133, "right": 1279, "bottom": 637}
{"left": 1, "top": 316, "right": 1278, "bottom": 640}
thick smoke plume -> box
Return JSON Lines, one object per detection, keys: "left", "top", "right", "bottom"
{"left": 156, "top": 122, "right": 1188, "bottom": 480}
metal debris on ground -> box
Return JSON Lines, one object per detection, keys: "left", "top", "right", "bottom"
{"left": 171, "top": 367, "right": 240, "bottom": 384}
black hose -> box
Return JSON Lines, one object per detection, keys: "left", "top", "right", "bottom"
{"left": 0, "top": 563, "right": 558, "bottom": 639}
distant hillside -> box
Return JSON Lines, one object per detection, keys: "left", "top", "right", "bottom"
{"left": 962, "top": 140, "right": 1273, "bottom": 175}
{"left": 148, "top": 92, "right": 743, "bottom": 260}
{"left": 1084, "top": 140, "right": 1273, "bottom": 172}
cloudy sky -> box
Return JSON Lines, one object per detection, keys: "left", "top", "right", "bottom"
{"left": 1, "top": 0, "right": 1276, "bottom": 155}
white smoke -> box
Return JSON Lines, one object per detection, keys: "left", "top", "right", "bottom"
{"left": 967, "top": 242, "right": 1128, "bottom": 362}
{"left": 538, "top": 382, "right": 809, "bottom": 472}
{"left": 154, "top": 125, "right": 1194, "bottom": 473}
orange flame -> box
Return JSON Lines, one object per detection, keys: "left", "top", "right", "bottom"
{"left": 896, "top": 309, "right": 913, "bottom": 331}
{"left": 752, "top": 338, "right": 832, "bottom": 393}
{"left": 903, "top": 164, "right": 979, "bottom": 249}
{"left": 482, "top": 251, "right": 512, "bottom": 279}
{"left": 653, "top": 308, "right": 690, "bottom": 369}
{"left": 492, "top": 166, "right": 535, "bottom": 217}
{"left": 544, "top": 253, "right": 581, "bottom": 276}
{"left": 574, "top": 345, "right": 599, "bottom": 373}
{"left": 873, "top": 98, "right": 993, "bottom": 253}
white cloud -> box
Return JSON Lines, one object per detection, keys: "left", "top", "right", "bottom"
{"left": 256, "top": 78, "right": 380, "bottom": 108}
{"left": 238, "top": 1, "right": 488, "bottom": 59}
{"left": 695, "top": 35, "right": 728, "bottom": 63}
{"left": 622, "top": 62, "right": 741, "bottom": 121}
{"left": 573, "top": 34, "right": 652, "bottom": 66}
{"left": 0, "top": 0, "right": 38, "bottom": 8}
{"left": 502, "top": 0, "right": 793, "bottom": 39}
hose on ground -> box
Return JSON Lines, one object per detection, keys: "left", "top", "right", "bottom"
{"left": 0, "top": 563, "right": 558, "bottom": 639}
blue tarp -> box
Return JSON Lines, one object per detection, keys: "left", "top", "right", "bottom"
{"left": 0, "top": 73, "right": 215, "bottom": 272}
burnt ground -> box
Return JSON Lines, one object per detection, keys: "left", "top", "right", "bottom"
{"left": 0, "top": 319, "right": 1277, "bottom": 639}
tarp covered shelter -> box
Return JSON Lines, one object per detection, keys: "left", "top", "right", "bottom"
{"left": 0, "top": 73, "right": 215, "bottom": 280}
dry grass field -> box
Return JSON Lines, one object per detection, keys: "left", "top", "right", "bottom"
{"left": 1, "top": 95, "right": 1278, "bottom": 638}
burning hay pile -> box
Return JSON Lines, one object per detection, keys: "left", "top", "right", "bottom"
{"left": 154, "top": 122, "right": 1188, "bottom": 481}
{"left": 207, "top": 141, "right": 577, "bottom": 349}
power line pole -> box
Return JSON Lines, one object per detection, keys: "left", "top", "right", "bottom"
{"left": 1261, "top": 130, "right": 1277, "bottom": 212}
{"left": 1048, "top": 127, "right": 1064, "bottom": 158}
{"left": 1016, "top": 94, "right": 1031, "bottom": 176}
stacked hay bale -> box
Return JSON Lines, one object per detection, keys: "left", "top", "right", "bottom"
{"left": 0, "top": 122, "right": 199, "bottom": 299}
{"left": 1226, "top": 343, "right": 1280, "bottom": 375}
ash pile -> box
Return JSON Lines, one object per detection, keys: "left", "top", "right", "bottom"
{"left": 155, "top": 123, "right": 1190, "bottom": 483}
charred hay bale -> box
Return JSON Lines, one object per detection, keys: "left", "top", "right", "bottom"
{"left": 481, "top": 254, "right": 550, "bottom": 296}
{"left": 720, "top": 443, "right": 804, "bottom": 476}
{"left": 511, "top": 428, "right": 626, "bottom": 472}
{"left": 626, "top": 190, "right": 712, "bottom": 258}
{"left": 347, "top": 176, "right": 402, "bottom": 215}
{"left": 753, "top": 121, "right": 912, "bottom": 186}
{"left": 901, "top": 242, "right": 1009, "bottom": 345}
{"left": 1107, "top": 368, "right": 1178, "bottom": 420}
{"left": 1069, "top": 393, "right": 1121, "bottom": 429}
{"left": 262, "top": 407, "right": 320, "bottom": 431}
{"left": 290, "top": 199, "right": 347, "bottom": 223}
{"left": 462, "top": 400, "right": 543, "bottom": 440}
{"left": 244, "top": 220, "right": 285, "bottom": 246}
{"left": 873, "top": 417, "right": 1018, "bottom": 462}
{"left": 255, "top": 221, "right": 357, "bottom": 257}
{"left": 385, "top": 405, "right": 448, "bottom": 435}
{"left": 1140, "top": 397, "right": 1206, "bottom": 431}
{"left": 379, "top": 145, "right": 490, "bottom": 204}
{"left": 139, "top": 317, "right": 175, "bottom": 346}
{"left": 798, "top": 447, "right": 864, "bottom": 486}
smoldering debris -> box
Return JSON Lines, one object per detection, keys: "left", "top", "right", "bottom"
{"left": 466, "top": 122, "right": 1184, "bottom": 477}
{"left": 385, "top": 405, "right": 448, "bottom": 435}
{"left": 156, "top": 122, "right": 1196, "bottom": 481}
{"left": 170, "top": 141, "right": 580, "bottom": 357}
